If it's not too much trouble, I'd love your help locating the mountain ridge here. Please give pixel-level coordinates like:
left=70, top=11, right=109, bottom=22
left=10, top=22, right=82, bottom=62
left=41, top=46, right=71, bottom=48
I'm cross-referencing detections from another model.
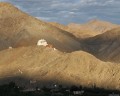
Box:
left=0, top=2, right=120, bottom=90
left=0, top=2, right=81, bottom=52
left=81, top=27, right=120, bottom=63
left=0, top=46, right=120, bottom=90
left=50, top=19, right=119, bottom=39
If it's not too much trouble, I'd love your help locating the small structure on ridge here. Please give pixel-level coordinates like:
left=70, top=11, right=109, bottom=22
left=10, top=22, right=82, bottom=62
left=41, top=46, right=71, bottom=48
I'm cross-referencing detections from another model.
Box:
left=37, top=39, right=48, bottom=46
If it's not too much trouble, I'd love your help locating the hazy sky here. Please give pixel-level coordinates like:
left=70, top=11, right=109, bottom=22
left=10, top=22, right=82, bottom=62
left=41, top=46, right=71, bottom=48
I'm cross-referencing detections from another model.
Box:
left=0, top=0, right=120, bottom=24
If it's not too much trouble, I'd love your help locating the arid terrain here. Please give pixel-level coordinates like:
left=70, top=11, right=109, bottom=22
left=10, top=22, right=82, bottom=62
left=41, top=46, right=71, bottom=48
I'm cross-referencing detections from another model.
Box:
left=0, top=2, right=81, bottom=52
left=0, top=2, right=120, bottom=91
left=81, top=27, right=120, bottom=63
left=49, top=19, right=119, bottom=39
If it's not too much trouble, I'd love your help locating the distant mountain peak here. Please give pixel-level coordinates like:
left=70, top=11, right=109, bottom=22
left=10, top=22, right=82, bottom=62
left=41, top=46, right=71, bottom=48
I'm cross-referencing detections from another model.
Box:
left=88, top=19, right=100, bottom=23
left=87, top=19, right=111, bottom=25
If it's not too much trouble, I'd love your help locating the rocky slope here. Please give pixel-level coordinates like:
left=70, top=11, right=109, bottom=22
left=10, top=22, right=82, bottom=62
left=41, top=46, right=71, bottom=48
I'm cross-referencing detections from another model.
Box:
left=50, top=20, right=119, bottom=39
left=0, top=46, right=120, bottom=90
left=0, top=2, right=81, bottom=52
left=50, top=22, right=98, bottom=39
left=81, top=27, right=120, bottom=63
left=78, top=19, right=119, bottom=33
left=1, top=2, right=120, bottom=91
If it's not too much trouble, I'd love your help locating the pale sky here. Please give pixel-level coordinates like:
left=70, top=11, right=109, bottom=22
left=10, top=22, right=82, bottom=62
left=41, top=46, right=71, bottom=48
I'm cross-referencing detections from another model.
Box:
left=0, top=0, right=120, bottom=24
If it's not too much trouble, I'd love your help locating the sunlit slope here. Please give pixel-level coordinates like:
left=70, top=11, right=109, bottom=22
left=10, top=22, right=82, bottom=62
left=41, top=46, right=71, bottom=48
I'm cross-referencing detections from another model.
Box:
left=0, top=46, right=120, bottom=90
left=50, top=20, right=119, bottom=39
left=49, top=22, right=98, bottom=38
left=0, top=2, right=81, bottom=52
left=83, top=19, right=119, bottom=33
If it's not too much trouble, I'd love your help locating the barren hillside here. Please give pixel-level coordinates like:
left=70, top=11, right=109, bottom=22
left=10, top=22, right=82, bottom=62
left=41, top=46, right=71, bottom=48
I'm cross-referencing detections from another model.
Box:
left=0, top=2, right=81, bottom=52
left=49, top=22, right=97, bottom=39
left=50, top=20, right=119, bottom=39
left=83, top=19, right=119, bottom=33
left=1, top=2, right=120, bottom=91
left=82, top=27, right=120, bottom=63
left=0, top=46, right=120, bottom=90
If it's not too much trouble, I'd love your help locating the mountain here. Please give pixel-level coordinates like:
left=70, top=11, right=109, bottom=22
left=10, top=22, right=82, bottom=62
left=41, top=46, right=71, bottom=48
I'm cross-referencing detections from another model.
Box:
left=49, top=22, right=99, bottom=39
left=0, top=2, right=81, bottom=52
left=50, top=20, right=119, bottom=39
left=1, top=2, right=120, bottom=90
left=0, top=46, right=120, bottom=90
left=82, top=19, right=119, bottom=33
left=67, top=19, right=119, bottom=35
left=81, top=27, right=120, bottom=63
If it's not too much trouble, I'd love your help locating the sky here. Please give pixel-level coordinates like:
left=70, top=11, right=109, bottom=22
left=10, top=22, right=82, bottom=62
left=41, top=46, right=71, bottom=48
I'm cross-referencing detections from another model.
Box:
left=0, top=0, right=120, bottom=24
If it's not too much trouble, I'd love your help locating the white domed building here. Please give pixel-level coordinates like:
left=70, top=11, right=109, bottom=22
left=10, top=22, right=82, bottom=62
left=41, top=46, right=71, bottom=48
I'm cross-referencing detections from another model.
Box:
left=37, top=39, right=48, bottom=46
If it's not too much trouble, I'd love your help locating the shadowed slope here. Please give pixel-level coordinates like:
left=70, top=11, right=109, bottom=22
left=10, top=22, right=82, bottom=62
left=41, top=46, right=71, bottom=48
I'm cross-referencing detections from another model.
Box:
left=0, top=46, right=120, bottom=90
left=82, top=27, right=120, bottom=63
left=1, top=2, right=120, bottom=91
left=0, top=2, right=81, bottom=52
